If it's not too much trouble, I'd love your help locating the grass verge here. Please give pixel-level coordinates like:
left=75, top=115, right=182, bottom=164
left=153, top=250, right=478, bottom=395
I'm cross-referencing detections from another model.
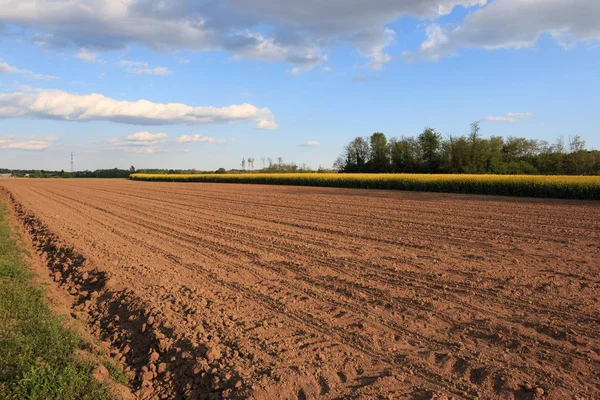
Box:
left=0, top=200, right=113, bottom=400
left=130, top=173, right=600, bottom=200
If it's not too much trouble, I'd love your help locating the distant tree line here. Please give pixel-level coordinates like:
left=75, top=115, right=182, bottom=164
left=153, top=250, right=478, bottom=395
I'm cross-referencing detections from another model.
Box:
left=334, top=123, right=600, bottom=175
left=74, top=168, right=132, bottom=178
left=2, top=168, right=134, bottom=178
left=137, top=158, right=333, bottom=175
left=238, top=157, right=327, bottom=173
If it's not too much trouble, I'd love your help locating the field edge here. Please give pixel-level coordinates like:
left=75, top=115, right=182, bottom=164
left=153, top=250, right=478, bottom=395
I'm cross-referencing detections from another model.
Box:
left=130, top=173, right=600, bottom=200
left=0, top=196, right=128, bottom=399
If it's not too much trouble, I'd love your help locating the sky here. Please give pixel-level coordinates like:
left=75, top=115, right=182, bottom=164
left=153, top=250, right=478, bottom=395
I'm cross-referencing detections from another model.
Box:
left=0, top=0, right=599, bottom=171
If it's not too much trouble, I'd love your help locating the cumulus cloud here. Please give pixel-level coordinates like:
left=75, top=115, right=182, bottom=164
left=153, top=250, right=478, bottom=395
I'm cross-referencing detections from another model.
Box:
left=0, top=90, right=278, bottom=129
left=299, top=141, right=320, bottom=147
left=174, top=134, right=219, bottom=144
left=0, top=0, right=489, bottom=71
left=482, top=112, right=533, bottom=123
left=0, top=58, right=58, bottom=80
left=407, top=0, right=600, bottom=61
left=0, top=134, right=58, bottom=150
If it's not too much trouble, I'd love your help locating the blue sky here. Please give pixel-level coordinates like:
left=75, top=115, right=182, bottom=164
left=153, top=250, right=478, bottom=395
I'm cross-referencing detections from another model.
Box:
left=1, top=0, right=599, bottom=171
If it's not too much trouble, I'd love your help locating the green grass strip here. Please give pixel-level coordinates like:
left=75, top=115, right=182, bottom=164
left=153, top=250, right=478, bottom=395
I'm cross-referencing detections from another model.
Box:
left=130, top=173, right=600, bottom=200
left=0, top=201, right=113, bottom=400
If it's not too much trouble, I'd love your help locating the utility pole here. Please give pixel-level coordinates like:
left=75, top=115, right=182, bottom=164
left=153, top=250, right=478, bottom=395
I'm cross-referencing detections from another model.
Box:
left=71, top=152, right=74, bottom=173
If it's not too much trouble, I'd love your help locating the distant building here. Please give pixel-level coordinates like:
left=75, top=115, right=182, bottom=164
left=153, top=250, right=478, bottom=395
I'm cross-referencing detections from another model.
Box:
left=0, top=173, right=12, bottom=178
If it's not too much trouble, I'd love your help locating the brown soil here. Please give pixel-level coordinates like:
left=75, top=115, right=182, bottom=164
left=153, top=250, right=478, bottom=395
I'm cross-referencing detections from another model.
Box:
left=1, top=179, right=599, bottom=400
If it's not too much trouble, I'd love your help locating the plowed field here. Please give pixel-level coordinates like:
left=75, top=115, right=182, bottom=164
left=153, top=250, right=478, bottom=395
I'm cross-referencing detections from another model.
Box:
left=1, top=179, right=599, bottom=400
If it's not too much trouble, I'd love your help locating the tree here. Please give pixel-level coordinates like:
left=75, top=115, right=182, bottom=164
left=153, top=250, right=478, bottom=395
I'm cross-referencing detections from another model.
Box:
left=241, top=158, right=246, bottom=170
left=444, top=135, right=470, bottom=173
left=502, top=137, right=539, bottom=163
left=261, top=157, right=266, bottom=169
left=418, top=127, right=442, bottom=173
left=466, top=121, right=490, bottom=173
left=334, top=137, right=370, bottom=172
left=486, top=136, right=505, bottom=174
left=369, top=132, right=390, bottom=172
left=566, top=136, right=589, bottom=175
left=468, top=122, right=480, bottom=160
left=390, top=137, right=420, bottom=173
left=247, top=158, right=255, bottom=169
left=569, top=135, right=586, bottom=153
left=334, top=123, right=597, bottom=176
left=129, top=165, right=136, bottom=173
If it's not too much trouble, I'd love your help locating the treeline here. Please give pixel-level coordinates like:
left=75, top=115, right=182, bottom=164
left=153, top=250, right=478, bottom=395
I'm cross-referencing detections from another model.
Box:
left=74, top=168, right=133, bottom=178
left=4, top=169, right=72, bottom=178
left=2, top=168, right=134, bottom=178
left=238, top=157, right=331, bottom=173
left=335, top=123, right=600, bottom=175
left=139, top=158, right=334, bottom=175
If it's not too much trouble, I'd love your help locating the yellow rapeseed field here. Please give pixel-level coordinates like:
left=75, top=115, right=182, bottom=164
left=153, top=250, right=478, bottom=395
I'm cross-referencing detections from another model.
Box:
left=130, top=173, right=600, bottom=199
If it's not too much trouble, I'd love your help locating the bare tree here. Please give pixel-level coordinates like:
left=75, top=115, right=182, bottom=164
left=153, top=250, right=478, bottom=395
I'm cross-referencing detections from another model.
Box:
left=241, top=157, right=246, bottom=170
left=261, top=157, right=266, bottom=169
left=247, top=157, right=255, bottom=169
left=267, top=157, right=273, bottom=168
left=569, top=135, right=586, bottom=153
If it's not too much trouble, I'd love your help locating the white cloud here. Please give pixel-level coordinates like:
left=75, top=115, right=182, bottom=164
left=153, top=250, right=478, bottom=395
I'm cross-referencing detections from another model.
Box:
left=0, top=0, right=489, bottom=71
left=482, top=112, right=533, bottom=123
left=0, top=134, right=58, bottom=150
left=322, top=67, right=333, bottom=72
left=407, top=0, right=600, bottom=61
left=404, top=24, right=451, bottom=62
left=0, top=90, right=278, bottom=129
left=360, top=29, right=395, bottom=70
left=75, top=49, right=99, bottom=63
left=299, top=141, right=320, bottom=147
left=174, top=134, right=218, bottom=144
left=125, top=131, right=168, bottom=144
left=256, top=120, right=278, bottom=130
left=0, top=58, right=58, bottom=80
